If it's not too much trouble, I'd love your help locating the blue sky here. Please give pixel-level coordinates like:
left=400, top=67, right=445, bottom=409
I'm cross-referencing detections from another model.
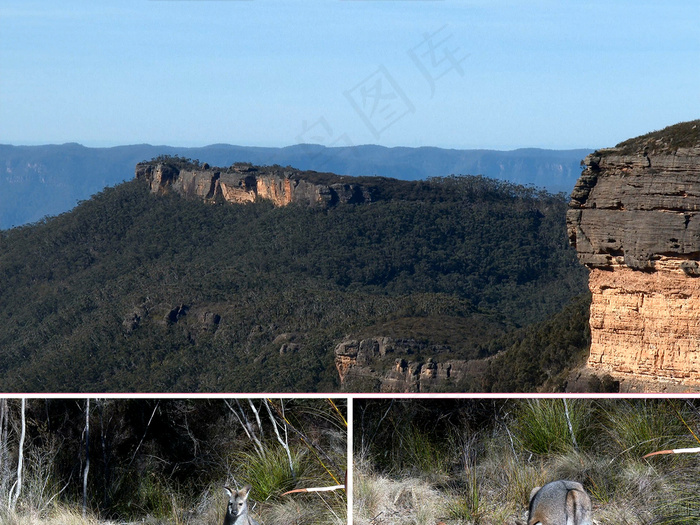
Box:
left=1, top=0, right=699, bottom=150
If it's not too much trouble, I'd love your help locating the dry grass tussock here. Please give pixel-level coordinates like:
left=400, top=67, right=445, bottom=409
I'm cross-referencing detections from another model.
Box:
left=354, top=473, right=450, bottom=525
left=0, top=506, right=116, bottom=525
left=0, top=487, right=345, bottom=525
left=264, top=492, right=346, bottom=525
left=354, top=454, right=700, bottom=525
left=355, top=399, right=700, bottom=525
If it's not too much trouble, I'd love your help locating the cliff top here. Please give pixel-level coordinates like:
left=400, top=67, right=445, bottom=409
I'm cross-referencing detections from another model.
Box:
left=568, top=118, right=700, bottom=271
left=614, top=119, right=700, bottom=155
left=139, top=155, right=371, bottom=187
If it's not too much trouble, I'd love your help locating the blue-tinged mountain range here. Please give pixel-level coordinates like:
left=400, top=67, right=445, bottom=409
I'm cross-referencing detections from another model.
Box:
left=0, top=142, right=590, bottom=229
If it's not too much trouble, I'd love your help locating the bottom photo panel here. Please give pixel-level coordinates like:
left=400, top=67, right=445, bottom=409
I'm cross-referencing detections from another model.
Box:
left=354, top=397, right=700, bottom=525
left=0, top=397, right=347, bottom=525
left=4, top=396, right=700, bottom=524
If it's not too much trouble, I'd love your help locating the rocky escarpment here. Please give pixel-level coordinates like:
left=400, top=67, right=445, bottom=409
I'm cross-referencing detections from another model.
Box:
left=135, top=160, right=373, bottom=207
left=567, top=120, right=700, bottom=391
left=334, top=337, right=486, bottom=392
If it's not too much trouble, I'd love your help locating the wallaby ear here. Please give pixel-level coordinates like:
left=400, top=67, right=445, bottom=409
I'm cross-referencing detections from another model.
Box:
left=529, top=486, right=541, bottom=503
left=224, top=486, right=233, bottom=497
left=239, top=484, right=252, bottom=500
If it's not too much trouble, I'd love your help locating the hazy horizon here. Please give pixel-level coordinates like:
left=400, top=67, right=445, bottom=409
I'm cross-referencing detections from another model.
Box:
left=3, top=1, right=699, bottom=151
left=0, top=140, right=595, bottom=152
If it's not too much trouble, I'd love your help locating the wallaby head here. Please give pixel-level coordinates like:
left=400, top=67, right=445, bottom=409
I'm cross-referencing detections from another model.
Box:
left=528, top=480, right=592, bottom=525
left=224, top=485, right=259, bottom=525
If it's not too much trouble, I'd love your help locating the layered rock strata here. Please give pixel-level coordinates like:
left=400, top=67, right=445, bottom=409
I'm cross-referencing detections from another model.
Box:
left=567, top=120, right=700, bottom=390
left=135, top=161, right=372, bottom=208
left=334, top=337, right=483, bottom=392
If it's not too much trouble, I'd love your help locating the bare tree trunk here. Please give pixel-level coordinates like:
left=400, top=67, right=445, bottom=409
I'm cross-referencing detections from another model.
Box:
left=11, top=398, right=26, bottom=511
left=83, top=399, right=90, bottom=518
left=247, top=400, right=264, bottom=441
left=0, top=399, right=9, bottom=501
left=264, top=399, right=295, bottom=478
left=99, top=399, right=110, bottom=510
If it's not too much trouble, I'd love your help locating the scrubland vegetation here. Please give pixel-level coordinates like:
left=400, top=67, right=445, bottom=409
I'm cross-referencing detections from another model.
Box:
left=355, top=398, right=700, bottom=524
left=615, top=119, right=700, bottom=154
left=0, top=398, right=346, bottom=525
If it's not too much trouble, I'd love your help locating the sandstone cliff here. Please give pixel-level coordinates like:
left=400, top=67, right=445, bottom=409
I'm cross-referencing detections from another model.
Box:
left=567, top=120, right=700, bottom=391
left=135, top=160, right=373, bottom=208
left=334, top=337, right=486, bottom=393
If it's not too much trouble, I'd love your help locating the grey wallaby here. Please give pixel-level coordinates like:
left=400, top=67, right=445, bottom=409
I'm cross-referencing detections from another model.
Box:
left=223, top=485, right=260, bottom=525
left=528, top=480, right=592, bottom=525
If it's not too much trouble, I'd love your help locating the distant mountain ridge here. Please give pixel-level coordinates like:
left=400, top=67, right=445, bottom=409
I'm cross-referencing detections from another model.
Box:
left=0, top=142, right=591, bottom=229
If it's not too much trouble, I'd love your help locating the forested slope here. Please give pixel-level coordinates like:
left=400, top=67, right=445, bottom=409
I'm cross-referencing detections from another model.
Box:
left=0, top=172, right=587, bottom=392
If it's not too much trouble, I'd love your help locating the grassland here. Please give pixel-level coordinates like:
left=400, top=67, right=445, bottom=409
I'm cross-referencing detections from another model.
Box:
left=355, top=398, right=700, bottom=525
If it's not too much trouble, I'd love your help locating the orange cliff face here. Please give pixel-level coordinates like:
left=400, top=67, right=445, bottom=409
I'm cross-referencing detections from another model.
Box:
left=134, top=161, right=373, bottom=208
left=255, top=176, right=294, bottom=206
left=567, top=120, right=700, bottom=391
left=587, top=263, right=700, bottom=387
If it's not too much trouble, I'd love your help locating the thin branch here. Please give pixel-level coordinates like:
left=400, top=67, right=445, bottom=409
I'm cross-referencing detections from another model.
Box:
left=643, top=447, right=700, bottom=458
left=281, top=485, right=345, bottom=496
left=39, top=475, right=73, bottom=514
left=495, top=402, right=518, bottom=461
left=563, top=399, right=578, bottom=451
left=224, top=400, right=253, bottom=441
left=127, top=401, right=160, bottom=470
left=225, top=400, right=263, bottom=455
left=364, top=400, right=394, bottom=452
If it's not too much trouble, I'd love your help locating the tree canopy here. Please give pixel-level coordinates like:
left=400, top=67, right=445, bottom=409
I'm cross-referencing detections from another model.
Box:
left=0, top=173, right=587, bottom=392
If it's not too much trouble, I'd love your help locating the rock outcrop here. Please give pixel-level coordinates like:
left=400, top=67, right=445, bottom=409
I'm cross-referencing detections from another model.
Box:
left=567, top=120, right=700, bottom=391
left=334, top=337, right=485, bottom=392
left=135, top=160, right=373, bottom=208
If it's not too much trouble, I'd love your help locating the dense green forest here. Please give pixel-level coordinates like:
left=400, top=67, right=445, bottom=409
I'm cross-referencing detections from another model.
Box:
left=0, top=398, right=346, bottom=524
left=0, top=170, right=588, bottom=392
